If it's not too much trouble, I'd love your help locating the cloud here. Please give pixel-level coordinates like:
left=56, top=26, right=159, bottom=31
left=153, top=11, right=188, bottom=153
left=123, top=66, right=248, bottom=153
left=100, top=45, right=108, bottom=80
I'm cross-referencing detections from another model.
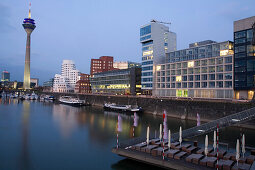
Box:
left=0, top=3, right=14, bottom=33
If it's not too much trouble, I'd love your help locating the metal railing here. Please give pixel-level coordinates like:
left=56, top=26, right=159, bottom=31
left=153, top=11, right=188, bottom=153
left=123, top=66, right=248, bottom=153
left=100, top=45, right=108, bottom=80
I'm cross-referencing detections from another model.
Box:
left=119, top=107, right=255, bottom=148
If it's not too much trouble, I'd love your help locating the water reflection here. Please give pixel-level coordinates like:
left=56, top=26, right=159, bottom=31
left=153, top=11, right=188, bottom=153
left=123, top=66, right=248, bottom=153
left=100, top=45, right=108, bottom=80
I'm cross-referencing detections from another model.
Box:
left=21, top=101, right=30, bottom=170
left=52, top=104, right=78, bottom=138
left=0, top=101, right=254, bottom=170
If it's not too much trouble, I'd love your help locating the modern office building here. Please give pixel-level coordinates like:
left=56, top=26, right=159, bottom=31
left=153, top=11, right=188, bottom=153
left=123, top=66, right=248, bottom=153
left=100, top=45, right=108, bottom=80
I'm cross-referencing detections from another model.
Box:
left=22, top=3, right=36, bottom=90
left=140, top=20, right=176, bottom=95
left=113, top=61, right=141, bottom=70
left=75, top=73, right=91, bottom=93
left=90, top=56, right=114, bottom=75
left=154, top=40, right=234, bottom=99
left=233, top=16, right=255, bottom=100
left=43, top=78, right=54, bottom=92
left=90, top=67, right=141, bottom=95
left=1, top=71, right=10, bottom=82
left=53, top=60, right=80, bottom=93
left=43, top=78, right=54, bottom=87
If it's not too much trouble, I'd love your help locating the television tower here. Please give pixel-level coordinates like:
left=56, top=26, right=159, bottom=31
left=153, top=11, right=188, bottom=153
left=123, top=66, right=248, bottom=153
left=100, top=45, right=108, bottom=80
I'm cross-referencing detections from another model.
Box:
left=23, top=3, right=36, bottom=90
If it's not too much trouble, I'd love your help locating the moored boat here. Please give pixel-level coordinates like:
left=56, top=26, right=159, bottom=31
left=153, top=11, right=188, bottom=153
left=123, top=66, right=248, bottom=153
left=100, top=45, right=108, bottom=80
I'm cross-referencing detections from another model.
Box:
left=59, top=96, right=85, bottom=106
left=103, top=103, right=142, bottom=112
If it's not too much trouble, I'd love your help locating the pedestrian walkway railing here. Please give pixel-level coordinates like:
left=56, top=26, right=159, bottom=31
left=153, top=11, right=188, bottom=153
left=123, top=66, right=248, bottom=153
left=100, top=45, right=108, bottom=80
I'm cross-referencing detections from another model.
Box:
left=119, top=107, right=255, bottom=148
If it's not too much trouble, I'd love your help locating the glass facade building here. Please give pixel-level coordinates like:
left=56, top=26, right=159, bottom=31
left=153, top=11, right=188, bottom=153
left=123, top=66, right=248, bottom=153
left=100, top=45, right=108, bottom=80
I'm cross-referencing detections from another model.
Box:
left=155, top=41, right=234, bottom=99
left=140, top=21, right=176, bottom=95
left=90, top=67, right=141, bottom=95
left=233, top=16, right=255, bottom=100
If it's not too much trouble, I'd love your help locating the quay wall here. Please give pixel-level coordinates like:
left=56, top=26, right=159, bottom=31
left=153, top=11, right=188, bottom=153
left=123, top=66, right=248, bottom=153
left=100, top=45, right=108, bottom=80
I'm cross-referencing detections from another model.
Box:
left=42, top=92, right=255, bottom=123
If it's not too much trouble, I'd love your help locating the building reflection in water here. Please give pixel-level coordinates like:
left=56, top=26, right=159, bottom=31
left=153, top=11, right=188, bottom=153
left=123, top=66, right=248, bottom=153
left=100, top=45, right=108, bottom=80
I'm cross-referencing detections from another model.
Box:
left=117, top=115, right=122, bottom=132
left=20, top=100, right=30, bottom=170
left=52, top=104, right=78, bottom=138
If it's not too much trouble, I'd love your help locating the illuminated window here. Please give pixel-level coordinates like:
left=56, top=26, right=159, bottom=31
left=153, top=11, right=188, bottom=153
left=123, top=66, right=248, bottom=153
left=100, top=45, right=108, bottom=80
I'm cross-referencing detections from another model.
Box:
left=156, top=65, right=161, bottom=71
left=188, top=61, right=194, bottom=68
left=220, top=50, right=229, bottom=56
left=176, top=76, right=182, bottom=82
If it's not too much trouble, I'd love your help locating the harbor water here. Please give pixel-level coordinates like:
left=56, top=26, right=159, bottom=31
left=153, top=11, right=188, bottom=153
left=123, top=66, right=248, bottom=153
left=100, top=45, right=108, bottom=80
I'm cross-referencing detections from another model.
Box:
left=0, top=99, right=255, bottom=170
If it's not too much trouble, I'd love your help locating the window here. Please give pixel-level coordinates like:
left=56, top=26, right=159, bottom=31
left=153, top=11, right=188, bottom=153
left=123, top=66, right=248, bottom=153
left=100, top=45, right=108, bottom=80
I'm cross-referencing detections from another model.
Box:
left=202, top=74, right=207, bottom=80
left=209, top=66, right=215, bottom=73
left=140, top=25, right=151, bottom=36
left=188, top=61, right=194, bottom=67
left=201, top=82, right=207, bottom=88
left=195, top=75, right=200, bottom=81
left=182, top=62, right=188, bottom=68
left=209, top=82, right=215, bottom=88
left=195, top=61, right=200, bottom=67
left=171, top=76, right=176, bottom=81
left=182, top=69, right=187, bottom=74
left=201, top=67, right=207, bottom=73
left=188, top=68, right=194, bottom=74
left=225, top=65, right=232, bottom=71
left=140, top=35, right=151, bottom=41
left=209, top=74, right=215, bottom=80
left=176, top=76, right=182, bottom=82
left=201, top=60, right=207, bottom=66
left=217, top=58, right=223, bottom=64
left=176, top=83, right=181, bottom=88
left=225, top=81, right=232, bottom=88
left=182, top=76, right=187, bottom=81
left=188, top=75, right=193, bottom=81
left=234, top=31, right=246, bottom=39
left=166, top=77, right=170, bottom=82
left=216, top=66, right=223, bottom=72
left=182, top=82, right=187, bottom=88
left=225, top=73, right=232, bottom=80
left=195, top=82, right=200, bottom=88
left=194, top=68, right=200, bottom=74
left=209, top=59, right=215, bottom=65
left=216, top=81, right=223, bottom=88
left=166, top=64, right=170, bottom=69
left=225, top=56, right=232, bottom=64
left=171, top=83, right=175, bottom=88
left=189, top=82, right=193, bottom=88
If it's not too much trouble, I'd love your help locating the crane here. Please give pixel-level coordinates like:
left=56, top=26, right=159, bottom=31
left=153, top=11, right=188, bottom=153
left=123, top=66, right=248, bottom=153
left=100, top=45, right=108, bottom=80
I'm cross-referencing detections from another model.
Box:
left=151, top=19, right=171, bottom=25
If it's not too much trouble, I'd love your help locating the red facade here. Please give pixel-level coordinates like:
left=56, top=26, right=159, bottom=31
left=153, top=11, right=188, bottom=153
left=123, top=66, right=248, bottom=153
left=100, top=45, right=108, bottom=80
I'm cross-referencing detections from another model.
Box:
left=90, top=56, right=114, bottom=75
left=74, top=73, right=91, bottom=94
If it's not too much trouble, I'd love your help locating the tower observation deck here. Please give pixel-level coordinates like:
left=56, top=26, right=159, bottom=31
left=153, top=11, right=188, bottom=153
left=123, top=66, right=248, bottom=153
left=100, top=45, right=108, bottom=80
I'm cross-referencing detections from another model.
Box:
left=23, top=3, right=36, bottom=90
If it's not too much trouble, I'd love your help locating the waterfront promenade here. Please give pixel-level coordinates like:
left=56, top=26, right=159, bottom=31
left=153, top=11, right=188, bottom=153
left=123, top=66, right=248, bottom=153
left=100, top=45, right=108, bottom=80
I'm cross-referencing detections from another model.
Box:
left=42, top=92, right=255, bottom=129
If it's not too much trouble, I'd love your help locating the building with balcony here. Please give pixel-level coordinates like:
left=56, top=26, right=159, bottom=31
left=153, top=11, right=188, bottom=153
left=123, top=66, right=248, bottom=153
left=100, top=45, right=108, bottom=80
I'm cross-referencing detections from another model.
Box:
left=53, top=60, right=80, bottom=93
left=90, top=67, right=141, bottom=95
left=233, top=16, right=255, bottom=100
left=154, top=41, right=234, bottom=99
left=140, top=20, right=176, bottom=95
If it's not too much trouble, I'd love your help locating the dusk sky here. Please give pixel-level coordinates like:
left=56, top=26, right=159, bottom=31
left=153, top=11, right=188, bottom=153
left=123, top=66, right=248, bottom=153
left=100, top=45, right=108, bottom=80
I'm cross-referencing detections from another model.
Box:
left=0, top=0, right=255, bottom=84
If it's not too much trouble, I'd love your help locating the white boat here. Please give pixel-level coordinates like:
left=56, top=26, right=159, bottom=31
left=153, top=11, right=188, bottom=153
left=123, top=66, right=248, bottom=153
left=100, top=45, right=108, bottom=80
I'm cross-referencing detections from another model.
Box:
left=30, top=92, right=38, bottom=100
left=59, top=96, right=85, bottom=106
left=103, top=103, right=142, bottom=112
left=25, top=94, right=31, bottom=100
left=44, top=95, right=55, bottom=101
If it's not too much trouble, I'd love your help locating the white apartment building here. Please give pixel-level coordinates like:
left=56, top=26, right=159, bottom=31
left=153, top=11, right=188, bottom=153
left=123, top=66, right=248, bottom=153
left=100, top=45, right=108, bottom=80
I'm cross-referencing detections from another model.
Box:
left=155, top=41, right=234, bottom=99
left=140, top=20, right=176, bottom=95
left=53, top=60, right=80, bottom=93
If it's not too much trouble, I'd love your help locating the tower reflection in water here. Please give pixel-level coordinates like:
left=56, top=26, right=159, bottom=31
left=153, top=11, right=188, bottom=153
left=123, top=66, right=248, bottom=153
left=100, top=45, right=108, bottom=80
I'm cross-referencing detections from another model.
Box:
left=21, top=101, right=30, bottom=170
